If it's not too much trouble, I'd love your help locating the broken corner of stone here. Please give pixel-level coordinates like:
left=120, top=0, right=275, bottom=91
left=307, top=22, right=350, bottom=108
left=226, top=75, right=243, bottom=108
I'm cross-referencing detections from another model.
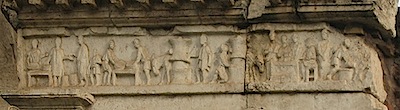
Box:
left=0, top=0, right=397, bottom=110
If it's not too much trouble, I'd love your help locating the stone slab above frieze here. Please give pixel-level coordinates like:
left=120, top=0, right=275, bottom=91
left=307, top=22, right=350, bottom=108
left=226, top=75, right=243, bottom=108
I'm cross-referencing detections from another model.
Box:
left=16, top=25, right=246, bottom=94
left=246, top=23, right=386, bottom=102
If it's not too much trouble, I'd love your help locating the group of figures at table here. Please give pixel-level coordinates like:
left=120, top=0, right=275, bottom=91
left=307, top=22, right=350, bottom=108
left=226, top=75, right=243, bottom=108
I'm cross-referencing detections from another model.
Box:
left=246, top=30, right=370, bottom=83
left=25, top=35, right=233, bottom=87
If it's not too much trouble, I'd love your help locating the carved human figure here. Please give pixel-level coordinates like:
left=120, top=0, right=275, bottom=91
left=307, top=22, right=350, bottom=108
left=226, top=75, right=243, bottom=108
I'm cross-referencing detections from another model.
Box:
left=90, top=49, right=102, bottom=86
left=317, top=29, right=331, bottom=80
left=49, top=37, right=74, bottom=87
left=104, top=40, right=126, bottom=71
left=327, top=39, right=355, bottom=81
left=26, top=39, right=42, bottom=70
left=213, top=43, right=230, bottom=83
left=263, top=31, right=279, bottom=81
left=278, top=35, right=294, bottom=62
left=102, top=53, right=114, bottom=86
left=300, top=38, right=319, bottom=82
left=246, top=49, right=264, bottom=83
left=77, top=35, right=90, bottom=86
left=196, top=34, right=213, bottom=83
left=133, top=38, right=152, bottom=85
left=153, top=50, right=172, bottom=85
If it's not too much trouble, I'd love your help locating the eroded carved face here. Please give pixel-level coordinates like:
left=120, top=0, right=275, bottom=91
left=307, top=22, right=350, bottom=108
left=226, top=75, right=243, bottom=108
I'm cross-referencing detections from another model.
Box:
left=200, top=34, right=208, bottom=45
left=55, top=37, right=61, bottom=48
left=133, top=39, right=140, bottom=48
left=32, top=39, right=39, bottom=48
left=109, top=40, right=115, bottom=49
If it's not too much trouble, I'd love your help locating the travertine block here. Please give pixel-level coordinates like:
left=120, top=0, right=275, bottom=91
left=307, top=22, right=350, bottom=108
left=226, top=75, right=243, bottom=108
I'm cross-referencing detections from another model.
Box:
left=247, top=93, right=387, bottom=110
left=247, top=23, right=387, bottom=102
left=89, top=94, right=245, bottom=110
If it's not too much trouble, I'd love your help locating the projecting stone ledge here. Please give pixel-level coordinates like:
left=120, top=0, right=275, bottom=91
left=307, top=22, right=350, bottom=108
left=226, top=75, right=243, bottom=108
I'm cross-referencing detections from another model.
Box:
left=1, top=92, right=95, bottom=110
left=247, top=0, right=397, bottom=37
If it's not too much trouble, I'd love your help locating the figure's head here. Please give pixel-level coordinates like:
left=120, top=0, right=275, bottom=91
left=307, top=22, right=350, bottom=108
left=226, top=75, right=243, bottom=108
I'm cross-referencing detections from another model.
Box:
left=221, top=44, right=229, bottom=52
left=78, top=35, right=84, bottom=45
left=200, top=34, right=208, bottom=45
left=281, top=35, right=289, bottom=44
left=133, top=38, right=141, bottom=48
left=322, top=29, right=329, bottom=40
left=305, top=38, right=314, bottom=47
left=269, top=30, right=276, bottom=41
left=32, top=39, right=39, bottom=48
left=55, top=37, right=62, bottom=47
left=109, top=40, right=115, bottom=49
left=344, top=39, right=351, bottom=48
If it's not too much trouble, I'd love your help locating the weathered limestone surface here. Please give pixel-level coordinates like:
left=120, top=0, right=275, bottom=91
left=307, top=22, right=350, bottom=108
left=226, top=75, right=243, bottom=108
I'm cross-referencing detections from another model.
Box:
left=247, top=93, right=387, bottom=110
left=0, top=0, right=395, bottom=109
left=90, top=94, right=245, bottom=110
left=0, top=8, right=18, bottom=91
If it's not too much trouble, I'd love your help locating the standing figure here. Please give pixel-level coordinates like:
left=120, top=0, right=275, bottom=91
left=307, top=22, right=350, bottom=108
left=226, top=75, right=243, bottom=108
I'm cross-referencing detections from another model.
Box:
left=102, top=54, right=113, bottom=86
left=153, top=50, right=172, bottom=85
left=263, top=31, right=279, bottom=81
left=246, top=49, right=264, bottom=83
left=49, top=37, right=74, bottom=87
left=301, top=38, right=319, bottom=82
left=213, top=44, right=230, bottom=83
left=133, top=38, right=152, bottom=85
left=77, top=36, right=90, bottom=86
left=90, top=49, right=102, bottom=86
left=317, top=29, right=331, bottom=80
left=196, top=34, right=213, bottom=83
left=103, top=40, right=124, bottom=85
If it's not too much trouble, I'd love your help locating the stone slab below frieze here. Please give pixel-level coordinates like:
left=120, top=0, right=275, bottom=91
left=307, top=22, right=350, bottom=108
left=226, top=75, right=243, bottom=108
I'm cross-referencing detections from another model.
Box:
left=247, top=93, right=387, bottom=110
left=246, top=23, right=386, bottom=102
left=89, top=94, right=246, bottom=110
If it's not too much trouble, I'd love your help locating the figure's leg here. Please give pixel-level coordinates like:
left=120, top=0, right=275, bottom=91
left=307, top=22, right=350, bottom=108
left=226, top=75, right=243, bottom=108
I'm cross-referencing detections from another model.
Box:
left=102, top=72, right=107, bottom=86
left=166, top=69, right=171, bottom=84
left=111, top=72, right=116, bottom=86
left=90, top=74, right=95, bottom=86
left=145, top=69, right=151, bottom=85
left=202, top=69, right=209, bottom=83
left=158, top=72, right=164, bottom=85
left=135, top=69, right=141, bottom=86
left=220, top=68, right=229, bottom=83
left=195, top=69, right=201, bottom=83
left=95, top=74, right=102, bottom=86
left=53, top=76, right=58, bottom=87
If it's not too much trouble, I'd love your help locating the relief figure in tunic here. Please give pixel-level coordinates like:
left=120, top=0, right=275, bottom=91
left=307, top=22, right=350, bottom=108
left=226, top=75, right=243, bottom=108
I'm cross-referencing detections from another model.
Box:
left=102, top=40, right=125, bottom=85
left=196, top=34, right=213, bottom=83
left=300, top=38, right=319, bottom=82
left=133, top=38, right=152, bottom=85
left=77, top=35, right=90, bottom=86
left=49, top=37, right=74, bottom=87
left=327, top=39, right=355, bottom=81
left=213, top=43, right=230, bottom=83
left=27, top=39, right=42, bottom=70
left=90, top=49, right=102, bottom=86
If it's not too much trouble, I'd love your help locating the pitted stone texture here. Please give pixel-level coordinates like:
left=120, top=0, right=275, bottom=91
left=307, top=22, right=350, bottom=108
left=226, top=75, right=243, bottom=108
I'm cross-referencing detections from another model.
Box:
left=247, top=93, right=387, bottom=110
left=0, top=10, right=18, bottom=90
left=247, top=23, right=387, bottom=102
left=90, top=94, right=245, bottom=110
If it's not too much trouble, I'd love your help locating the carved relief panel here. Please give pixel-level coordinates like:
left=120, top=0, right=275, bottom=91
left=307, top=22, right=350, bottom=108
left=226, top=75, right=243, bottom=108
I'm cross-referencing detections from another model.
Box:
left=17, top=26, right=246, bottom=94
left=246, top=23, right=386, bottom=102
